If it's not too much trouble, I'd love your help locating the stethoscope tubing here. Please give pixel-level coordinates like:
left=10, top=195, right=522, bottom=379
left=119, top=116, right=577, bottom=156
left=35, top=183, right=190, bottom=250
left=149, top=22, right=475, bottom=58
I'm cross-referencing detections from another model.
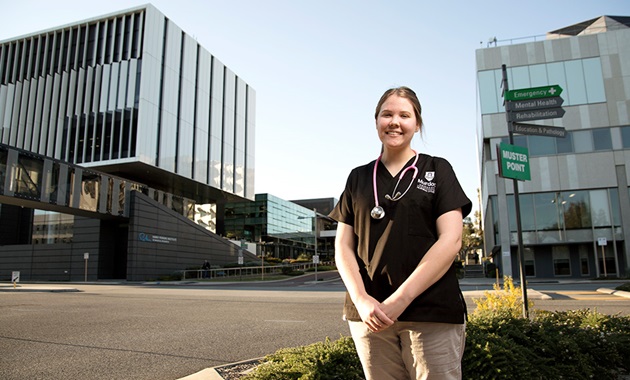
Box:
left=371, top=151, right=419, bottom=219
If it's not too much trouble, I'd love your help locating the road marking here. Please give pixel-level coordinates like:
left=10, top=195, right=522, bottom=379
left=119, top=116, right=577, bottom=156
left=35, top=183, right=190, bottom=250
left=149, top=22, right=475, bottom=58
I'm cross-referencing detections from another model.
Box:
left=546, top=290, right=628, bottom=301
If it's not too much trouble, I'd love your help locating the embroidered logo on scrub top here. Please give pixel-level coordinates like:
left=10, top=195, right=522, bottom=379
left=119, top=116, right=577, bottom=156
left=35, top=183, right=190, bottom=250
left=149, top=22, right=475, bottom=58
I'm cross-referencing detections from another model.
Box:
left=417, top=171, right=436, bottom=193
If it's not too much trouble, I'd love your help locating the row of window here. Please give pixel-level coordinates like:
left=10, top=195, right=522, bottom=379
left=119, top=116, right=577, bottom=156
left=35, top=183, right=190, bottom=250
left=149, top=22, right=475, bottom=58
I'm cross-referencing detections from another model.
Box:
left=478, top=57, right=605, bottom=115
left=0, top=58, right=142, bottom=163
left=0, top=144, right=199, bottom=223
left=224, top=194, right=317, bottom=243
left=64, top=109, right=138, bottom=164
left=494, top=125, right=630, bottom=158
left=519, top=245, right=617, bottom=277
left=490, top=188, right=625, bottom=240
left=0, top=10, right=144, bottom=85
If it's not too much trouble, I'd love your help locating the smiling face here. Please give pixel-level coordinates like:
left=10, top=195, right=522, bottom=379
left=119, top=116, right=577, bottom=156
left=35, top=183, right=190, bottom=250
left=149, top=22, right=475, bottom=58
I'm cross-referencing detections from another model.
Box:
left=375, top=94, right=421, bottom=153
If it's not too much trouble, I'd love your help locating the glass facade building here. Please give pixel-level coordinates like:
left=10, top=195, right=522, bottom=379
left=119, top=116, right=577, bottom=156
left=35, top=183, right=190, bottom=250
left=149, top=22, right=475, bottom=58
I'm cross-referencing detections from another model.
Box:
left=225, top=194, right=337, bottom=260
left=476, top=16, right=630, bottom=278
left=0, top=5, right=256, bottom=281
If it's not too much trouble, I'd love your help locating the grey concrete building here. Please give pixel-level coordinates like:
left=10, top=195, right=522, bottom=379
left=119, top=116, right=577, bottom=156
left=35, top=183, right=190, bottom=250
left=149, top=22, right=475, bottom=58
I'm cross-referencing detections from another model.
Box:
left=476, top=16, right=630, bottom=279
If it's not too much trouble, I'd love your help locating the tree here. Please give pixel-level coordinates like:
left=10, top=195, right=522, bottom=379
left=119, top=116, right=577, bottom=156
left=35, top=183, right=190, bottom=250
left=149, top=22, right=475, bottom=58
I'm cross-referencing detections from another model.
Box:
left=461, top=210, right=484, bottom=263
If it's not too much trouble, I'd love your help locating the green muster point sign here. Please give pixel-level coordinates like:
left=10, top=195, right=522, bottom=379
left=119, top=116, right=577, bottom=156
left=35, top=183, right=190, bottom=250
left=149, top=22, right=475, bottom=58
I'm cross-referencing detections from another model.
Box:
left=498, top=142, right=531, bottom=181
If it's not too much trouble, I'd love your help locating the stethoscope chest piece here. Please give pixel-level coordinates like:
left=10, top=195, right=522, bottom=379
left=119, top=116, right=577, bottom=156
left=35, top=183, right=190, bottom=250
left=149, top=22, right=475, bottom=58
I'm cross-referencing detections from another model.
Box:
left=371, top=206, right=385, bottom=220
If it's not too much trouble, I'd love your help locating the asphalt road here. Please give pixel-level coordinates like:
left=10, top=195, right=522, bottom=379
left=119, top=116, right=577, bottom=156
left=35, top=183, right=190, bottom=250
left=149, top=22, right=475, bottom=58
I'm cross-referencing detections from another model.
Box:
left=1, top=273, right=628, bottom=380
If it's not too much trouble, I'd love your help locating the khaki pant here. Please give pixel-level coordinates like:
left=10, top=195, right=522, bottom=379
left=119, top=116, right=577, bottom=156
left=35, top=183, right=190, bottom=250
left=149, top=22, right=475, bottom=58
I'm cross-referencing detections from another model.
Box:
left=348, top=321, right=465, bottom=380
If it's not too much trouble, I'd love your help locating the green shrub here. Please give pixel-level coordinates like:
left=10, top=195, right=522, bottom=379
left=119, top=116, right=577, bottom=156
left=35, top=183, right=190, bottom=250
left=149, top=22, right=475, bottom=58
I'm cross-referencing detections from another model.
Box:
left=242, top=336, right=363, bottom=380
left=616, top=282, right=630, bottom=292
left=314, top=265, right=336, bottom=271
left=464, top=309, right=630, bottom=379
left=243, top=277, right=630, bottom=380
left=264, top=257, right=283, bottom=264
left=305, top=265, right=334, bottom=272
left=281, top=266, right=305, bottom=276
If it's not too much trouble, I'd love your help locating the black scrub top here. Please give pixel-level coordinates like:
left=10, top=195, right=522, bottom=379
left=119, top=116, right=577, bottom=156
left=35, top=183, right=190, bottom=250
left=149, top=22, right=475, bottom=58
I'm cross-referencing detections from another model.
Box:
left=329, top=154, right=472, bottom=324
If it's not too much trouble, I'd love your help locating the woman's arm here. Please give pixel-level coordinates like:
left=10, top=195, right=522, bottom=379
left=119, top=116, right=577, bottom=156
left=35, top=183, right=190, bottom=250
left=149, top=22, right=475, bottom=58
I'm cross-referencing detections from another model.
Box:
left=335, top=222, right=394, bottom=331
left=380, top=208, right=464, bottom=321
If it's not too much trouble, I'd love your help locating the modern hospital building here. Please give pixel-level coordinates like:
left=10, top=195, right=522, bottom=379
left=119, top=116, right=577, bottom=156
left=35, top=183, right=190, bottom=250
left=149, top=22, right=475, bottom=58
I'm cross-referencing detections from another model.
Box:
left=0, top=4, right=261, bottom=281
left=476, top=16, right=630, bottom=279
left=0, top=4, right=338, bottom=283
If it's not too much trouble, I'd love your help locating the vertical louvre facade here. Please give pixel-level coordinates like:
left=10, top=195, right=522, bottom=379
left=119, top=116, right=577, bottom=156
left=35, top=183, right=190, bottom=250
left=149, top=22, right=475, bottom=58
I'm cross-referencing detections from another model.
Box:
left=0, top=4, right=255, bottom=202
left=0, top=5, right=257, bottom=282
left=0, top=11, right=143, bottom=163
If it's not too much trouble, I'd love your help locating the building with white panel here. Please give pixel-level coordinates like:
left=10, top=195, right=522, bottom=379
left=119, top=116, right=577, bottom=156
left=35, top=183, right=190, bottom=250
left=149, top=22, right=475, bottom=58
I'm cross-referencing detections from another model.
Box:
left=0, top=4, right=256, bottom=281
left=476, top=16, right=630, bottom=279
left=0, top=4, right=254, bottom=204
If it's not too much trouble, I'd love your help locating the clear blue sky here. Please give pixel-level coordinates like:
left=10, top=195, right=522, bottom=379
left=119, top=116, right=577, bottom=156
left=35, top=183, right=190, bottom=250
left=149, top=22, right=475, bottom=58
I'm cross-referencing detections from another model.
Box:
left=2, top=0, right=629, bottom=215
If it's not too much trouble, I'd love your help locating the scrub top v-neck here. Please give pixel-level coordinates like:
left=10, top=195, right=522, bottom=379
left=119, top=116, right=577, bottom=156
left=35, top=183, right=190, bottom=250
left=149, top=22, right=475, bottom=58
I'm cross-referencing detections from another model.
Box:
left=330, top=153, right=472, bottom=324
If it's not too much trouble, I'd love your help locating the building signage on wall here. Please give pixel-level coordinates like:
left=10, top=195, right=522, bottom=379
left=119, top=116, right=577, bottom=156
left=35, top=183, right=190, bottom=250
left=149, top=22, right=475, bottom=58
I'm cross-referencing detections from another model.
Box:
left=138, top=233, right=177, bottom=244
left=497, top=142, right=531, bottom=181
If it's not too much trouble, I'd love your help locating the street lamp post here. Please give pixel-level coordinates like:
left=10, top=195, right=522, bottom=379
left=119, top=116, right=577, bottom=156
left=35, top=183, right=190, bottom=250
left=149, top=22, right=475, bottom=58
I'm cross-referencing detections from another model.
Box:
left=298, top=208, right=319, bottom=282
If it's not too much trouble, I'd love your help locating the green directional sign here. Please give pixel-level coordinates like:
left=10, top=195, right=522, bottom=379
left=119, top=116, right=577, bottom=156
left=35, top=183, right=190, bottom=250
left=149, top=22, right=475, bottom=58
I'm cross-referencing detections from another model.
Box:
left=497, top=142, right=530, bottom=181
left=504, top=85, right=563, bottom=101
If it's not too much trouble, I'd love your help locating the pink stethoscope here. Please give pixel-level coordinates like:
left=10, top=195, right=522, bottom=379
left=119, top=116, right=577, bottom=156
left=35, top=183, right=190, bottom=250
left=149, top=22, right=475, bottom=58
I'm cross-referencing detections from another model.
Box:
left=371, top=150, right=419, bottom=219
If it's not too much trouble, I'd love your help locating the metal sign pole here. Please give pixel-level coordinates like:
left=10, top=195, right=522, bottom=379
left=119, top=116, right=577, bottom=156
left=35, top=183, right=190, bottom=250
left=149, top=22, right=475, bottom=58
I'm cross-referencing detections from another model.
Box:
left=502, top=64, right=529, bottom=318
left=313, top=208, right=318, bottom=282
left=84, top=252, right=89, bottom=282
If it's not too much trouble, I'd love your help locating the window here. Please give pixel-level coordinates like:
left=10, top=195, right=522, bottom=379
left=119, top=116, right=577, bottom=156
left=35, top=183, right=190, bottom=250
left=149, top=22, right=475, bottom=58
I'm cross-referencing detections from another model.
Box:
left=589, top=190, right=611, bottom=227
left=14, top=154, right=43, bottom=199
left=32, top=210, right=74, bottom=244
left=556, top=131, right=574, bottom=154
left=519, top=194, right=535, bottom=231
left=565, top=60, right=587, bottom=104
left=579, top=246, right=590, bottom=276
left=524, top=248, right=536, bottom=277
left=528, top=135, right=556, bottom=156
left=592, top=129, right=612, bottom=150
left=583, top=58, right=606, bottom=103
left=478, top=70, right=500, bottom=114
left=553, top=246, right=571, bottom=276
left=534, top=193, right=563, bottom=231
left=573, top=130, right=593, bottom=153
left=562, top=191, right=590, bottom=229
left=620, top=126, right=630, bottom=148
left=610, top=188, right=621, bottom=227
